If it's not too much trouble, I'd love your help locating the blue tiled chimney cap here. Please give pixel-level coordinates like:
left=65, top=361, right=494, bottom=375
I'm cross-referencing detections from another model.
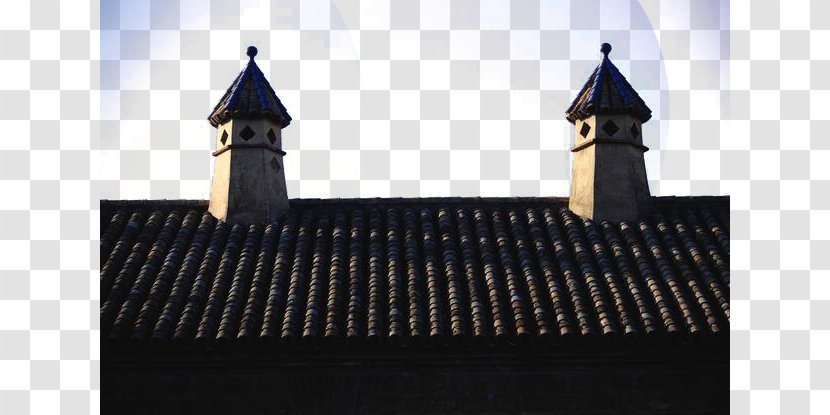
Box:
left=208, top=46, right=292, bottom=129
left=565, top=43, right=652, bottom=123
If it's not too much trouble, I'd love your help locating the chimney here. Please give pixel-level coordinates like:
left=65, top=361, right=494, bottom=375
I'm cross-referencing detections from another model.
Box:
left=207, top=46, right=292, bottom=224
left=565, top=43, right=653, bottom=222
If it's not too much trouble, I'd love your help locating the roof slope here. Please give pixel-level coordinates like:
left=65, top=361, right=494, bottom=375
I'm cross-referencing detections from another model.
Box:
left=100, top=196, right=729, bottom=349
left=565, top=43, right=652, bottom=123
left=207, top=46, right=292, bottom=128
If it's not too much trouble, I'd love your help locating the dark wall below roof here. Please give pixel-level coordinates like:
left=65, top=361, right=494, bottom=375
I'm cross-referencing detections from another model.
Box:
left=103, top=350, right=728, bottom=415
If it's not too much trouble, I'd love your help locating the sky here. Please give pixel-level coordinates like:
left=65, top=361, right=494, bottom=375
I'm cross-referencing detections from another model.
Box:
left=100, top=0, right=729, bottom=198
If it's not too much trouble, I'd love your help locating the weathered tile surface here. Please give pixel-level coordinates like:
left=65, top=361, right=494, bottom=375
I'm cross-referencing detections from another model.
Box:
left=100, top=196, right=729, bottom=347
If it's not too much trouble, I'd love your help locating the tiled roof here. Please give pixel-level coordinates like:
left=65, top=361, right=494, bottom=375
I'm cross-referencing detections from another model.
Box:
left=207, top=46, right=292, bottom=128
left=565, top=43, right=652, bottom=123
left=100, top=196, right=729, bottom=349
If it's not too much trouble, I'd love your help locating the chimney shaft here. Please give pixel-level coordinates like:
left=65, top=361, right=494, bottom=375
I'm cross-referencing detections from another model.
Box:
left=208, top=119, right=289, bottom=224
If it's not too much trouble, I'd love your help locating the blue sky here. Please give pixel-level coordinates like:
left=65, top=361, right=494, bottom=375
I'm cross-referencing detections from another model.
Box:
left=100, top=0, right=729, bottom=198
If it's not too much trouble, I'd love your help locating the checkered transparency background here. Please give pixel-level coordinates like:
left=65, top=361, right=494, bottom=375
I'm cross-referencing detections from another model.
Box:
left=0, top=0, right=825, bottom=413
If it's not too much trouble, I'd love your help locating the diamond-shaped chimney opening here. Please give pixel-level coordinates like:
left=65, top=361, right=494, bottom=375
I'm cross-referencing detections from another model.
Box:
left=220, top=130, right=229, bottom=145
left=579, top=123, right=591, bottom=138
left=269, top=157, right=280, bottom=171
left=630, top=123, right=639, bottom=138
left=602, top=120, right=619, bottom=136
left=239, top=125, right=256, bottom=141
left=267, top=129, right=277, bottom=145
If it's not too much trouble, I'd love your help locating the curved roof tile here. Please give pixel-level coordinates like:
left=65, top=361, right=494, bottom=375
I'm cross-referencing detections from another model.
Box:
left=100, top=196, right=729, bottom=349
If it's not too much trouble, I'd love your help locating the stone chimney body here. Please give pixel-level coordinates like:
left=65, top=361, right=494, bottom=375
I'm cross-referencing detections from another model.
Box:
left=565, top=43, right=653, bottom=222
left=207, top=46, right=292, bottom=224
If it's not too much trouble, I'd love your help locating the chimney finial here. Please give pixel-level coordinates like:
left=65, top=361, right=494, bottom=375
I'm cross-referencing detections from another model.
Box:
left=246, top=45, right=258, bottom=60
left=600, top=42, right=612, bottom=58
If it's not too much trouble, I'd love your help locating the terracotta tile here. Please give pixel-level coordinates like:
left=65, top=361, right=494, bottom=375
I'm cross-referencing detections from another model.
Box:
left=100, top=196, right=730, bottom=349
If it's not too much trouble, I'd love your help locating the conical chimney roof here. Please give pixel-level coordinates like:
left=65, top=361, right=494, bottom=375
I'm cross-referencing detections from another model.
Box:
left=565, top=43, right=652, bottom=123
left=208, top=46, right=292, bottom=128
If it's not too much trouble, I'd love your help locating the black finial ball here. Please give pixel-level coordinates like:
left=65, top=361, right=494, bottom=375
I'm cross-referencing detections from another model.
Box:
left=600, top=43, right=612, bottom=56
left=246, top=46, right=258, bottom=59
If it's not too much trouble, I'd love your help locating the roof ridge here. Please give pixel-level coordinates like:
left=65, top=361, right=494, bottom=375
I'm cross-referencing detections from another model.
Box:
left=100, top=195, right=728, bottom=208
